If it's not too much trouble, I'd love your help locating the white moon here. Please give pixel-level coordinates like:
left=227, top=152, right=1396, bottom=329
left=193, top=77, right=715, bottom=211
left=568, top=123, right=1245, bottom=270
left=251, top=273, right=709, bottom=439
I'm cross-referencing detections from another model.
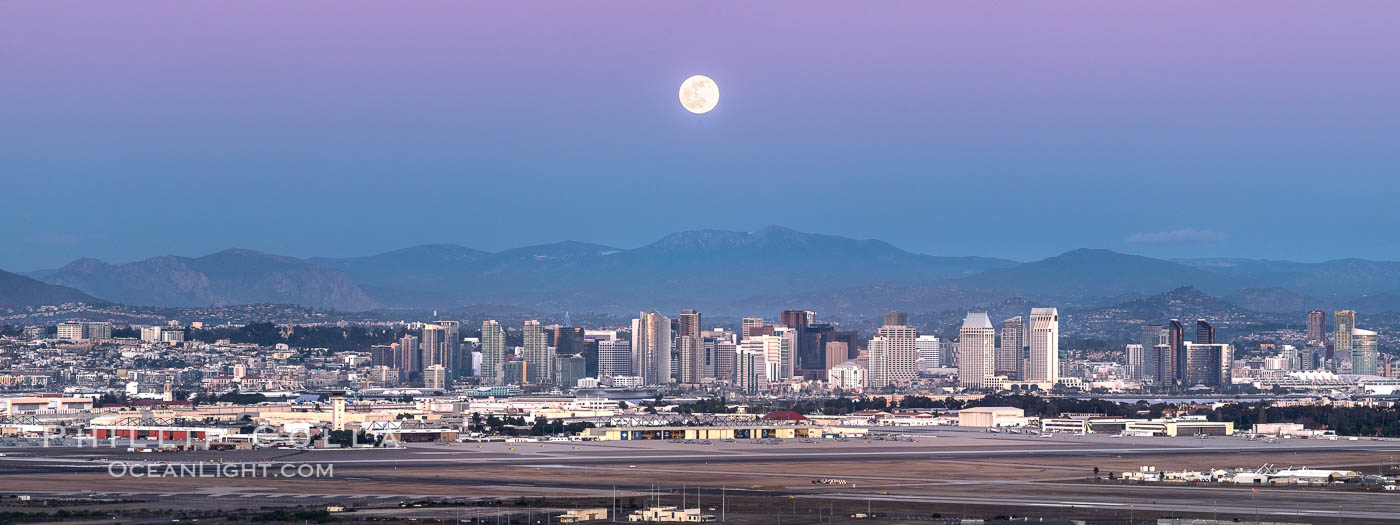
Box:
left=679, top=75, right=719, bottom=114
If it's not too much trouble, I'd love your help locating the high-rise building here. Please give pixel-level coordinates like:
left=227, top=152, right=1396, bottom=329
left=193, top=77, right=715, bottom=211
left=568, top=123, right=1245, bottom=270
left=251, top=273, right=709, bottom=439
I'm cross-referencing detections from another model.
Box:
left=827, top=361, right=865, bottom=393
left=56, top=322, right=82, bottom=341
left=958, top=312, right=996, bottom=389
left=701, top=336, right=718, bottom=380
left=68, top=322, right=111, bottom=340
left=553, top=326, right=589, bottom=376
left=480, top=320, right=506, bottom=385
left=371, top=344, right=395, bottom=368
left=1280, top=345, right=1301, bottom=371
left=779, top=310, right=816, bottom=371
left=1301, top=344, right=1325, bottom=371
left=915, top=336, right=940, bottom=371
left=866, top=336, right=889, bottom=389
left=677, top=309, right=703, bottom=384
left=883, top=310, right=908, bottom=327
left=735, top=347, right=767, bottom=394
left=831, top=330, right=860, bottom=363
left=678, top=309, right=702, bottom=339
left=825, top=341, right=851, bottom=374
left=801, top=323, right=836, bottom=374
left=1125, top=344, right=1145, bottom=380
left=1182, top=343, right=1232, bottom=387
left=556, top=355, right=586, bottom=388
left=632, top=311, right=672, bottom=385
left=742, top=334, right=791, bottom=382
left=421, top=324, right=447, bottom=370
left=1352, top=328, right=1379, bottom=375
left=435, top=321, right=460, bottom=377
left=1335, top=310, right=1356, bottom=352
left=1164, top=319, right=1185, bottom=386
left=1307, top=310, right=1326, bottom=346
left=1026, top=308, right=1059, bottom=383
left=424, top=364, right=447, bottom=389
left=678, top=335, right=704, bottom=384
left=741, top=317, right=770, bottom=338
left=522, top=320, right=551, bottom=384
left=79, top=322, right=104, bottom=340
left=398, top=334, right=421, bottom=376
left=1140, top=325, right=1165, bottom=383
left=996, top=316, right=1024, bottom=379
left=597, top=339, right=632, bottom=378
left=1153, top=343, right=1172, bottom=385
left=1195, top=319, right=1214, bottom=345
left=1335, top=310, right=1357, bottom=369
left=780, top=310, right=810, bottom=330
left=503, top=360, right=527, bottom=385
left=876, top=311, right=918, bottom=385
left=713, top=340, right=737, bottom=383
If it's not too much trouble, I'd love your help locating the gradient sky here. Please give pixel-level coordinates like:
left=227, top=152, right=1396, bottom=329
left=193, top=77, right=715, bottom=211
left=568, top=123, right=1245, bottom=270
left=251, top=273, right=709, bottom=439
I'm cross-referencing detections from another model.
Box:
left=5, top=2, right=1400, bottom=271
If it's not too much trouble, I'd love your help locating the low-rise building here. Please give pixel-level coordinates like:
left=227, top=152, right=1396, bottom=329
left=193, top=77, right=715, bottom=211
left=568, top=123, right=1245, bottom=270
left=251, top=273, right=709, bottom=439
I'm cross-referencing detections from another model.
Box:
left=957, top=406, right=1028, bottom=427
left=1042, top=414, right=1233, bottom=436
left=627, top=506, right=714, bottom=523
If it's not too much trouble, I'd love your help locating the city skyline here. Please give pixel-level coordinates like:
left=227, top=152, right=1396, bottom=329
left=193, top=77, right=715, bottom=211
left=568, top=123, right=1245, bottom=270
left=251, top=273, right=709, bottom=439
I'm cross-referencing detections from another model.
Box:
left=6, top=2, right=1400, bottom=270
left=5, top=3, right=1400, bottom=522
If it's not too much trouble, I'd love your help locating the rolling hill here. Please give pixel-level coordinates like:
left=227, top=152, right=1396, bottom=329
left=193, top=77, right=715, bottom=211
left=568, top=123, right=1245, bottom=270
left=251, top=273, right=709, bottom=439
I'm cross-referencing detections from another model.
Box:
left=0, top=269, right=106, bottom=307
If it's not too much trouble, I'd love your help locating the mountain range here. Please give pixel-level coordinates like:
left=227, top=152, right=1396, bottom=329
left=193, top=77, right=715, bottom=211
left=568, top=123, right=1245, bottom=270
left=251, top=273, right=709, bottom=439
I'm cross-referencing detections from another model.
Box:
left=10, top=226, right=1400, bottom=316
left=28, top=249, right=377, bottom=311
left=0, top=269, right=105, bottom=307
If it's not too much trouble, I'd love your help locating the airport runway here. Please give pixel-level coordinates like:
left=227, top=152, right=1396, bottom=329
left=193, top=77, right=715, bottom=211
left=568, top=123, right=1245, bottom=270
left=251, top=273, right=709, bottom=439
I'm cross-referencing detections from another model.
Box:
left=4, top=431, right=1400, bottom=522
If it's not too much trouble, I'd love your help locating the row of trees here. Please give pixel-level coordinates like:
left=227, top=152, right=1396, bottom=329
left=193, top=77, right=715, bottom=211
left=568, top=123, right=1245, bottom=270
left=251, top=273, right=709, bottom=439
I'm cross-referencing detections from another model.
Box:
left=466, top=413, right=595, bottom=436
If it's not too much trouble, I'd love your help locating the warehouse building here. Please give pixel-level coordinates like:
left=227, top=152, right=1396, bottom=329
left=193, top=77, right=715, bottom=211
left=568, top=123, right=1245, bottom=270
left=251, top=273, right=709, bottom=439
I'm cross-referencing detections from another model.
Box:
left=956, top=406, right=1028, bottom=427
left=1041, top=414, right=1233, bottom=436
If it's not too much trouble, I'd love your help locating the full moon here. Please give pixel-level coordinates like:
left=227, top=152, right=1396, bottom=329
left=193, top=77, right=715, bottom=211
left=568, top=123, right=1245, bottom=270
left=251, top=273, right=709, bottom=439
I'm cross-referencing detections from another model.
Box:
left=679, top=75, right=719, bottom=114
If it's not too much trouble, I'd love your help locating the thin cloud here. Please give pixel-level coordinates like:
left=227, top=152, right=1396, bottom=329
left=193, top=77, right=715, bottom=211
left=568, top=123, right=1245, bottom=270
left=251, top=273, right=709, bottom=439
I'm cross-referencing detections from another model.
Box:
left=1126, top=229, right=1228, bottom=244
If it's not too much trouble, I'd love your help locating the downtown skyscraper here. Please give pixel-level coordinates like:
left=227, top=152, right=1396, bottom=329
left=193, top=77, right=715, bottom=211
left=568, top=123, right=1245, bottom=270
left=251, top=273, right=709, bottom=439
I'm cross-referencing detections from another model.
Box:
left=1164, top=319, right=1185, bottom=386
left=958, top=312, right=996, bottom=389
left=521, top=320, right=551, bottom=384
left=1307, top=310, right=1326, bottom=346
left=1140, top=324, right=1165, bottom=383
left=996, top=316, right=1024, bottom=379
left=1195, top=319, right=1214, bottom=345
left=875, top=310, right=918, bottom=386
left=420, top=323, right=447, bottom=371
left=1335, top=310, right=1356, bottom=353
left=597, top=339, right=632, bottom=379
left=480, top=320, right=506, bottom=385
left=1026, top=308, right=1059, bottom=383
left=632, top=310, right=672, bottom=385
left=1352, top=327, right=1379, bottom=375
left=677, top=309, right=703, bottom=384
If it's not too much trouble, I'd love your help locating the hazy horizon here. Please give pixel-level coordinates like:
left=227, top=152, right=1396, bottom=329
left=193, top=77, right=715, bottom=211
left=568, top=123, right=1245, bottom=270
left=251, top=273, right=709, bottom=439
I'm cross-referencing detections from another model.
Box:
left=6, top=2, right=1400, bottom=270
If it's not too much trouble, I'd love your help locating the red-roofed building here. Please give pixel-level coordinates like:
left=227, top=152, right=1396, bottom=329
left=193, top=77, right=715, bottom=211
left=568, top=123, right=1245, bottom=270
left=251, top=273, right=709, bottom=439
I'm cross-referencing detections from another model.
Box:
left=761, top=410, right=808, bottom=422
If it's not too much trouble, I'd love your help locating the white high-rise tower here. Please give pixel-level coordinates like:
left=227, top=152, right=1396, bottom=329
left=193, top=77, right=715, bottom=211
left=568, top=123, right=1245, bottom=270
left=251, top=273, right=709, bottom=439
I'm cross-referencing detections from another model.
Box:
left=1027, top=307, right=1060, bottom=383
left=480, top=320, right=506, bottom=385
left=958, top=312, right=996, bottom=389
left=631, top=311, right=672, bottom=385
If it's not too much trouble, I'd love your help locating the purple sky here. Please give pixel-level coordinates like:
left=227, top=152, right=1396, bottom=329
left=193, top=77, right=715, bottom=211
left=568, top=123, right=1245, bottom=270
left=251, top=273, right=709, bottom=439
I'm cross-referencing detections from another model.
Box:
left=4, top=2, right=1400, bottom=270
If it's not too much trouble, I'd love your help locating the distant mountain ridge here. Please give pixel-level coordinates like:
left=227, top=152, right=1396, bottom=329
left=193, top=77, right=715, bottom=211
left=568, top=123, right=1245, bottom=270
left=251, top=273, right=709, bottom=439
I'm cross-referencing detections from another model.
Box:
left=35, top=249, right=379, bottom=311
left=0, top=269, right=105, bottom=307
left=311, top=226, right=1017, bottom=309
left=957, top=248, right=1252, bottom=299
left=13, top=227, right=1400, bottom=315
